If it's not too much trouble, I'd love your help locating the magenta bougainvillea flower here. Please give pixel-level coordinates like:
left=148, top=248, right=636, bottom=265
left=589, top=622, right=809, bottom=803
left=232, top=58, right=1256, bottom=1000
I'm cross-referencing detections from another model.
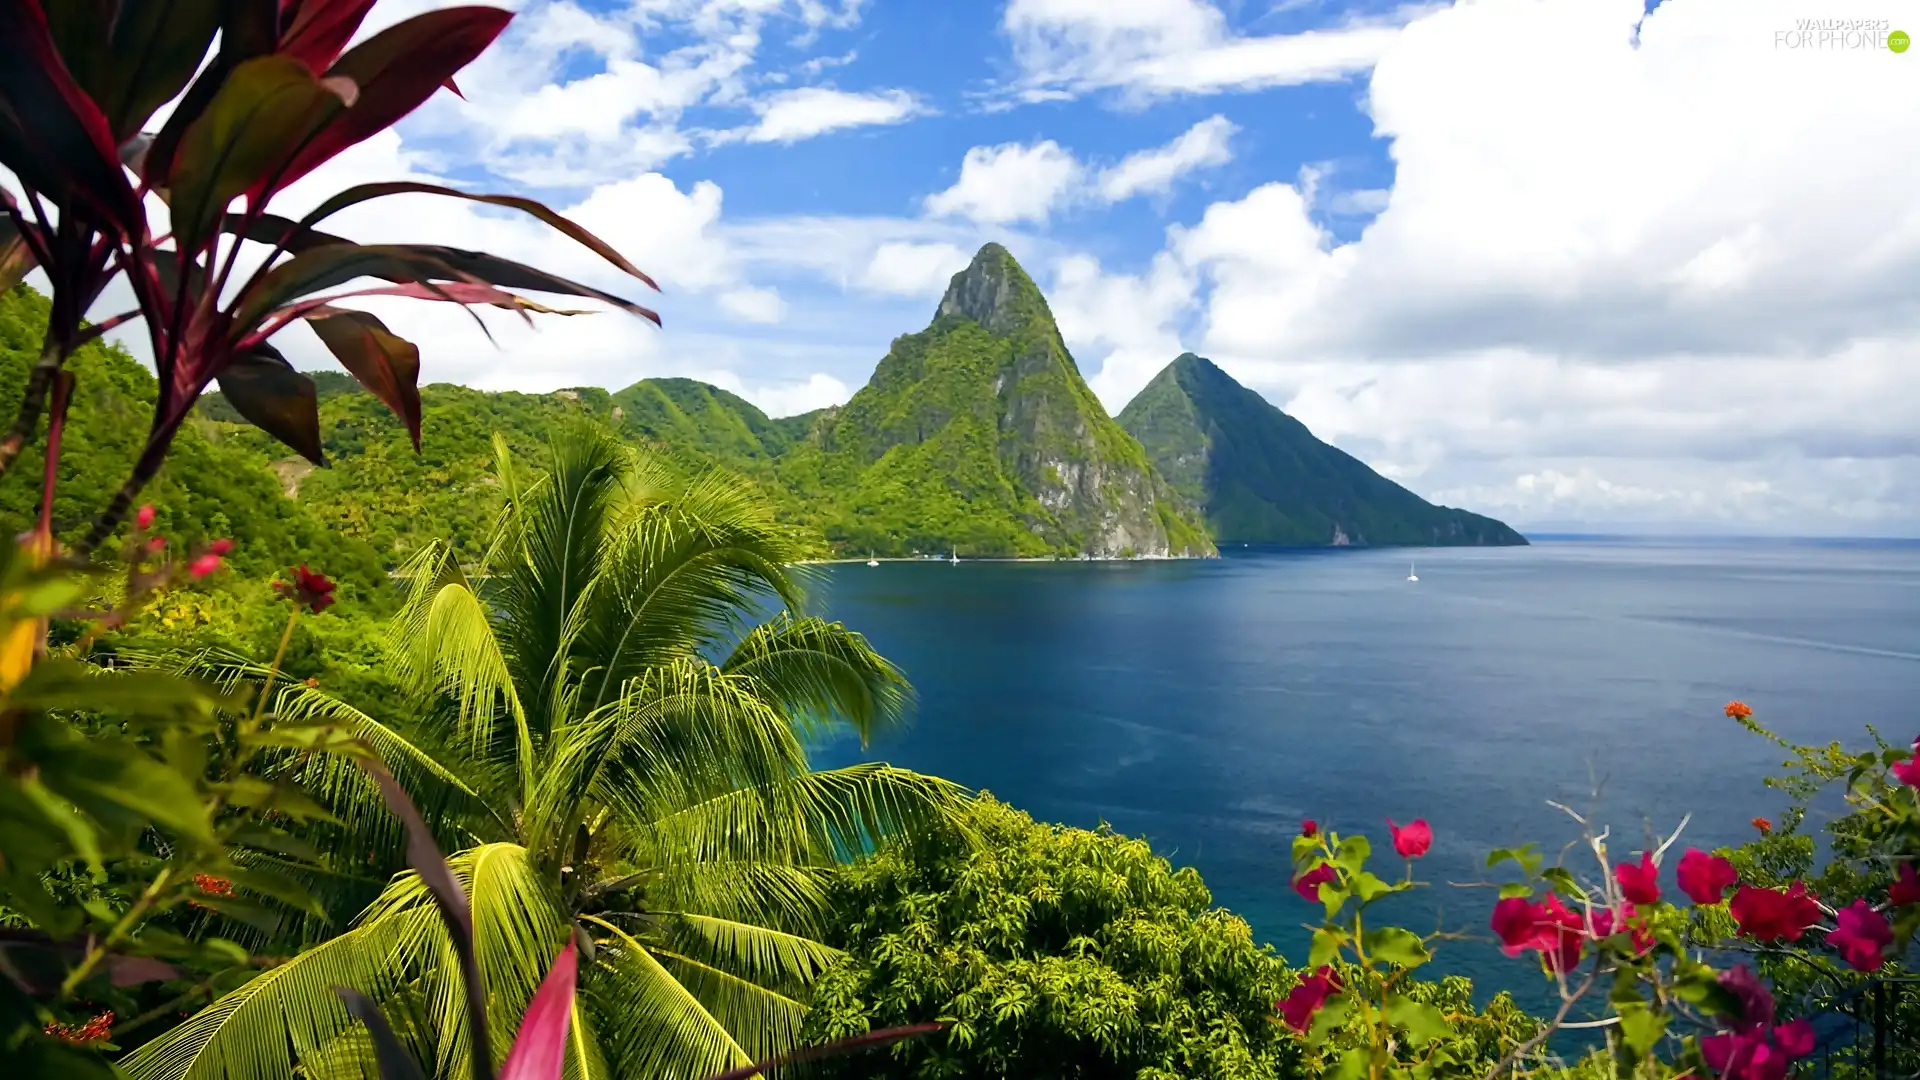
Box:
left=1892, top=737, right=1920, bottom=787
left=1728, top=882, right=1822, bottom=943
left=1827, top=899, right=1893, bottom=972
left=1301, top=820, right=1317, bottom=838
left=1676, top=848, right=1739, bottom=905
left=1276, top=966, right=1343, bottom=1032
left=275, top=565, right=337, bottom=614
left=1891, top=861, right=1920, bottom=907
left=1701, top=968, right=1814, bottom=1080
left=1293, top=864, right=1338, bottom=902
left=135, top=504, right=156, bottom=530
left=1386, top=818, right=1431, bottom=858
left=1588, top=907, right=1654, bottom=956
left=1489, top=894, right=1587, bottom=972
left=1615, top=852, right=1661, bottom=907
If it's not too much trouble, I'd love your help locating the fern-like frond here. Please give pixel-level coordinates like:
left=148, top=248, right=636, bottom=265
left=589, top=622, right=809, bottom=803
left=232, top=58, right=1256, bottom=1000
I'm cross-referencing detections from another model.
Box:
left=580, top=916, right=755, bottom=1080
left=722, top=614, right=912, bottom=746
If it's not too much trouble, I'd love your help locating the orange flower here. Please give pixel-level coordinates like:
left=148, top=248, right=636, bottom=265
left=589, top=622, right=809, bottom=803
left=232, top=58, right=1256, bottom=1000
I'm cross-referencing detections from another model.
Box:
left=305, top=677, right=320, bottom=688
left=1725, top=701, right=1754, bottom=719
left=1752, top=817, right=1773, bottom=835
left=45, top=1010, right=114, bottom=1044
left=193, top=873, right=233, bottom=897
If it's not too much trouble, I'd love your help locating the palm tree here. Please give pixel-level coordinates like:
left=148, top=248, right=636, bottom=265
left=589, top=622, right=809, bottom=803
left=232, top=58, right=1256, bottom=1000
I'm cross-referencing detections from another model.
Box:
left=126, top=426, right=969, bottom=1080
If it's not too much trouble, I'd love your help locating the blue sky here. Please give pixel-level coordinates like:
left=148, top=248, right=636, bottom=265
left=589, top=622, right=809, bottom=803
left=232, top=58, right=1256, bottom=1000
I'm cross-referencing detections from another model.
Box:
left=107, top=0, right=1920, bottom=533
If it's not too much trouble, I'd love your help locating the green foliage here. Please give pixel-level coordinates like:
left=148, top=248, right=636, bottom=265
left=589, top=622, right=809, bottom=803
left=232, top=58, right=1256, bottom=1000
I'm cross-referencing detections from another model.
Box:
left=801, top=794, right=1301, bottom=1079
left=1118, top=354, right=1527, bottom=547
left=0, top=285, right=387, bottom=597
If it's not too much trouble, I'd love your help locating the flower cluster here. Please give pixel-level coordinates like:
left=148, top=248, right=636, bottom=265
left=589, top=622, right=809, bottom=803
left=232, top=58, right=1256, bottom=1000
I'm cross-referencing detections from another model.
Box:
left=1277, top=966, right=1343, bottom=1032
left=274, top=565, right=336, bottom=614
left=1702, top=967, right=1813, bottom=1080
left=44, top=1010, right=113, bottom=1044
left=192, top=873, right=233, bottom=897
left=133, top=504, right=231, bottom=580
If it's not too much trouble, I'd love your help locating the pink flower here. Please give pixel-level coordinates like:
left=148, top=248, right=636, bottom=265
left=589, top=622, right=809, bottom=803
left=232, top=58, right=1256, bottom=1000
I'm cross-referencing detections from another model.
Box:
left=208, top=538, right=234, bottom=555
left=1827, top=899, right=1893, bottom=972
left=1386, top=818, right=1431, bottom=858
left=1677, top=848, right=1739, bottom=905
left=1589, top=907, right=1654, bottom=955
left=1893, top=737, right=1920, bottom=787
left=1771, top=1019, right=1814, bottom=1058
left=1276, top=966, right=1343, bottom=1032
left=189, top=554, right=223, bottom=579
left=1891, top=861, right=1920, bottom=907
left=147, top=535, right=166, bottom=552
left=1293, top=863, right=1338, bottom=902
left=1729, top=882, right=1822, bottom=943
left=1301, top=820, right=1317, bottom=838
left=1489, top=894, right=1586, bottom=971
left=1615, top=852, right=1661, bottom=907
left=135, top=505, right=156, bottom=530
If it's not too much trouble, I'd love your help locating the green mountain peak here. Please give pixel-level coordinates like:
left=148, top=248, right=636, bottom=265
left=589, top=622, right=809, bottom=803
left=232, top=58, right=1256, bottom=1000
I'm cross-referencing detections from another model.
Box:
left=776, top=243, right=1213, bottom=558
left=1119, top=353, right=1527, bottom=548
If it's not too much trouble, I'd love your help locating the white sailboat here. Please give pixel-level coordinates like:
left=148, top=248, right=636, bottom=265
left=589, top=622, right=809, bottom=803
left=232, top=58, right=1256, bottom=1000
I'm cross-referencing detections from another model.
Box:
left=866, top=550, right=879, bottom=567
left=1407, top=563, right=1418, bottom=582
left=950, top=549, right=959, bottom=565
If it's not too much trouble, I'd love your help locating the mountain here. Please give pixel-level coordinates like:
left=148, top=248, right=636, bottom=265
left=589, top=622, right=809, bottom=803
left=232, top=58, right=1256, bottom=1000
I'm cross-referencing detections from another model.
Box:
left=1118, top=353, right=1526, bottom=547
left=777, top=244, right=1213, bottom=558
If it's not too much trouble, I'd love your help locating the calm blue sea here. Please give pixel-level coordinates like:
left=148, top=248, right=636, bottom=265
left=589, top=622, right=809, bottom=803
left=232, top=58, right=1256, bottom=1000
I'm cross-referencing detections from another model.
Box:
left=802, top=537, right=1920, bottom=1005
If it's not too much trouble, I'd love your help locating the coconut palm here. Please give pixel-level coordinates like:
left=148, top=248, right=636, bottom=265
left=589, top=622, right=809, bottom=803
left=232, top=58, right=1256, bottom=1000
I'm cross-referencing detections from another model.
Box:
left=125, top=426, right=969, bottom=1080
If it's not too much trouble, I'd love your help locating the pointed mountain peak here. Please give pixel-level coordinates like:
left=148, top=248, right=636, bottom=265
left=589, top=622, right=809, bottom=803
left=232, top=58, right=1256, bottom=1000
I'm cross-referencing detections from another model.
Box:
left=937, top=242, right=1048, bottom=337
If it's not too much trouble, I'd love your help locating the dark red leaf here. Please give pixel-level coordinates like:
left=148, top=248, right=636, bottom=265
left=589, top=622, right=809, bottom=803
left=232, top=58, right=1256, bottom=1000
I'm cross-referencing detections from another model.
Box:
left=273, top=6, right=513, bottom=192
left=169, top=55, right=347, bottom=251
left=335, top=988, right=428, bottom=1080
left=296, top=181, right=659, bottom=290
left=697, top=1024, right=948, bottom=1080
left=497, top=943, right=577, bottom=1080
left=384, top=245, right=660, bottom=325
left=215, top=343, right=326, bottom=464
left=307, top=309, right=421, bottom=450
left=142, top=0, right=283, bottom=188
left=224, top=209, right=350, bottom=256
left=52, top=0, right=222, bottom=144
left=232, top=242, right=467, bottom=333
left=279, top=0, right=378, bottom=74
left=0, top=0, right=143, bottom=235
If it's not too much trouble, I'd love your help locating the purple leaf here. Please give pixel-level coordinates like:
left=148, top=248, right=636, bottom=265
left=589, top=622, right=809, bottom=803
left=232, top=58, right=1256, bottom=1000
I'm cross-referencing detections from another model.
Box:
left=498, top=941, right=578, bottom=1080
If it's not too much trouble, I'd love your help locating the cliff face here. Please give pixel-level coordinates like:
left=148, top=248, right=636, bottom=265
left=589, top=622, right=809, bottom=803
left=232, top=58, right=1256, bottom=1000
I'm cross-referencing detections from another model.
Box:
left=779, top=244, right=1213, bottom=558
left=1119, top=354, right=1528, bottom=547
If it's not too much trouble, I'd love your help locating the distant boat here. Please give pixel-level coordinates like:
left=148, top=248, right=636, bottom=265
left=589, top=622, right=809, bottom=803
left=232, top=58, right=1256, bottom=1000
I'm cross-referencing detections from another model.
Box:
left=1407, top=563, right=1419, bottom=582
left=866, top=551, right=879, bottom=567
left=950, top=550, right=959, bottom=565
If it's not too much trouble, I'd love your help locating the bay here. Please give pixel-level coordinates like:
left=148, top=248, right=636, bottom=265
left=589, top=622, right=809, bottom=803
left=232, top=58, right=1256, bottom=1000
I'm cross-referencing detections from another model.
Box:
left=803, top=537, right=1920, bottom=1004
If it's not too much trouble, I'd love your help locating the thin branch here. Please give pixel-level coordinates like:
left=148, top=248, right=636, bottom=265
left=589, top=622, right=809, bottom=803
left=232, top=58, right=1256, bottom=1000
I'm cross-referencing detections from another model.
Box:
left=1481, top=971, right=1600, bottom=1080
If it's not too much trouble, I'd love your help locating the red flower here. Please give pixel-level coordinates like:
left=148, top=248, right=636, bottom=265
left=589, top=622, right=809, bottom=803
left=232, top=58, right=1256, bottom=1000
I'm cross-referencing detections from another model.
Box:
left=1725, top=701, right=1753, bottom=719
left=1489, top=894, right=1587, bottom=971
left=275, top=565, right=336, bottom=613
left=1751, top=817, right=1772, bottom=835
left=1677, top=848, right=1738, bottom=905
left=1589, top=907, right=1655, bottom=955
left=189, top=553, right=223, bottom=579
left=135, top=505, right=156, bottom=530
left=146, top=535, right=166, bottom=552
left=193, top=873, right=234, bottom=897
left=208, top=538, right=234, bottom=555
left=1386, top=818, right=1432, bottom=858
left=1615, top=852, right=1661, bottom=906
left=45, top=1010, right=115, bottom=1045
left=1277, top=966, right=1343, bottom=1032
left=1293, top=863, right=1338, bottom=902
left=1728, top=882, right=1821, bottom=942
left=1893, top=737, right=1920, bottom=787
left=1891, top=861, right=1920, bottom=906
left=1827, top=899, right=1892, bottom=972
left=1301, top=820, right=1318, bottom=838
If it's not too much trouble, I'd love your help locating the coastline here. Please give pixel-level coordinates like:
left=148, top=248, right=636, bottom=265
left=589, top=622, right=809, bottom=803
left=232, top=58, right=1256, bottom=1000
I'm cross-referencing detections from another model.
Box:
left=797, top=553, right=1206, bottom=565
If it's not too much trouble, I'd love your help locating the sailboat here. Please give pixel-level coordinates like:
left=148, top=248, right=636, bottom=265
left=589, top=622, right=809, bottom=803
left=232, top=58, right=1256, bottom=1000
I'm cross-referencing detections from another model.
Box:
left=950, top=549, right=959, bottom=565
left=866, top=550, right=879, bottom=567
left=1407, top=563, right=1418, bottom=582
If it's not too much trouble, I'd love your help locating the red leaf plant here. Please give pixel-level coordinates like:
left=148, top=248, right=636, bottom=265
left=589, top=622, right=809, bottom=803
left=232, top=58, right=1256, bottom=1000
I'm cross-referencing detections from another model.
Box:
left=0, top=0, right=660, bottom=553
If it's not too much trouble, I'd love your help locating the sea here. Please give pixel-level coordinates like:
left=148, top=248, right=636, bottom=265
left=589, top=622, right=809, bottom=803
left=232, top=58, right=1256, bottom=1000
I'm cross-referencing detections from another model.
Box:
left=802, top=536, right=1920, bottom=1010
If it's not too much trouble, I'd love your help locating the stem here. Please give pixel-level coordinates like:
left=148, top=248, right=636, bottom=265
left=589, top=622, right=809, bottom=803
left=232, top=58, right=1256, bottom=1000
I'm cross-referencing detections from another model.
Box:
left=252, top=609, right=301, bottom=728
left=60, top=867, right=176, bottom=997
left=0, top=336, right=64, bottom=479
left=77, top=421, right=180, bottom=556
left=36, top=371, right=73, bottom=542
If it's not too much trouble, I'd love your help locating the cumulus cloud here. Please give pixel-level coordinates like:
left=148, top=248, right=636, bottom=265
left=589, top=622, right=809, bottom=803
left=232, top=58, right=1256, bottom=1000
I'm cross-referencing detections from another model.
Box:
left=927, top=117, right=1238, bottom=226
left=924, top=141, right=1085, bottom=225
left=860, top=242, right=976, bottom=297
left=1001, top=0, right=1416, bottom=103
left=739, top=86, right=922, bottom=143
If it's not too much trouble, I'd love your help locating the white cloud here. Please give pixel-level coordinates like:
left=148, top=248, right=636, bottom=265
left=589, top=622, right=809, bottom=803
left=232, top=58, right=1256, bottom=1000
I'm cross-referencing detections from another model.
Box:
left=1002, top=0, right=1417, bottom=103
left=739, top=86, right=922, bottom=143
left=924, top=141, right=1085, bottom=225
left=860, top=242, right=975, bottom=297
left=1047, top=252, right=1196, bottom=404
left=717, top=286, right=788, bottom=323
left=740, top=372, right=853, bottom=417
left=1095, top=114, right=1237, bottom=201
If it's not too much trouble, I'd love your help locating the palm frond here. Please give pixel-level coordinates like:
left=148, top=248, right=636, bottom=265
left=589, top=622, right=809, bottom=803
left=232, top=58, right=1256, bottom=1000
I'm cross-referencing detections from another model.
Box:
left=581, top=916, right=756, bottom=1080
left=722, top=614, right=912, bottom=747
left=650, top=913, right=842, bottom=996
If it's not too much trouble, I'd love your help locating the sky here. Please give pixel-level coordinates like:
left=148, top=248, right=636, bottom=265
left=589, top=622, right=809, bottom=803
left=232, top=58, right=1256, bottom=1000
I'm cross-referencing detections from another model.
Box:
left=47, top=0, right=1920, bottom=534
